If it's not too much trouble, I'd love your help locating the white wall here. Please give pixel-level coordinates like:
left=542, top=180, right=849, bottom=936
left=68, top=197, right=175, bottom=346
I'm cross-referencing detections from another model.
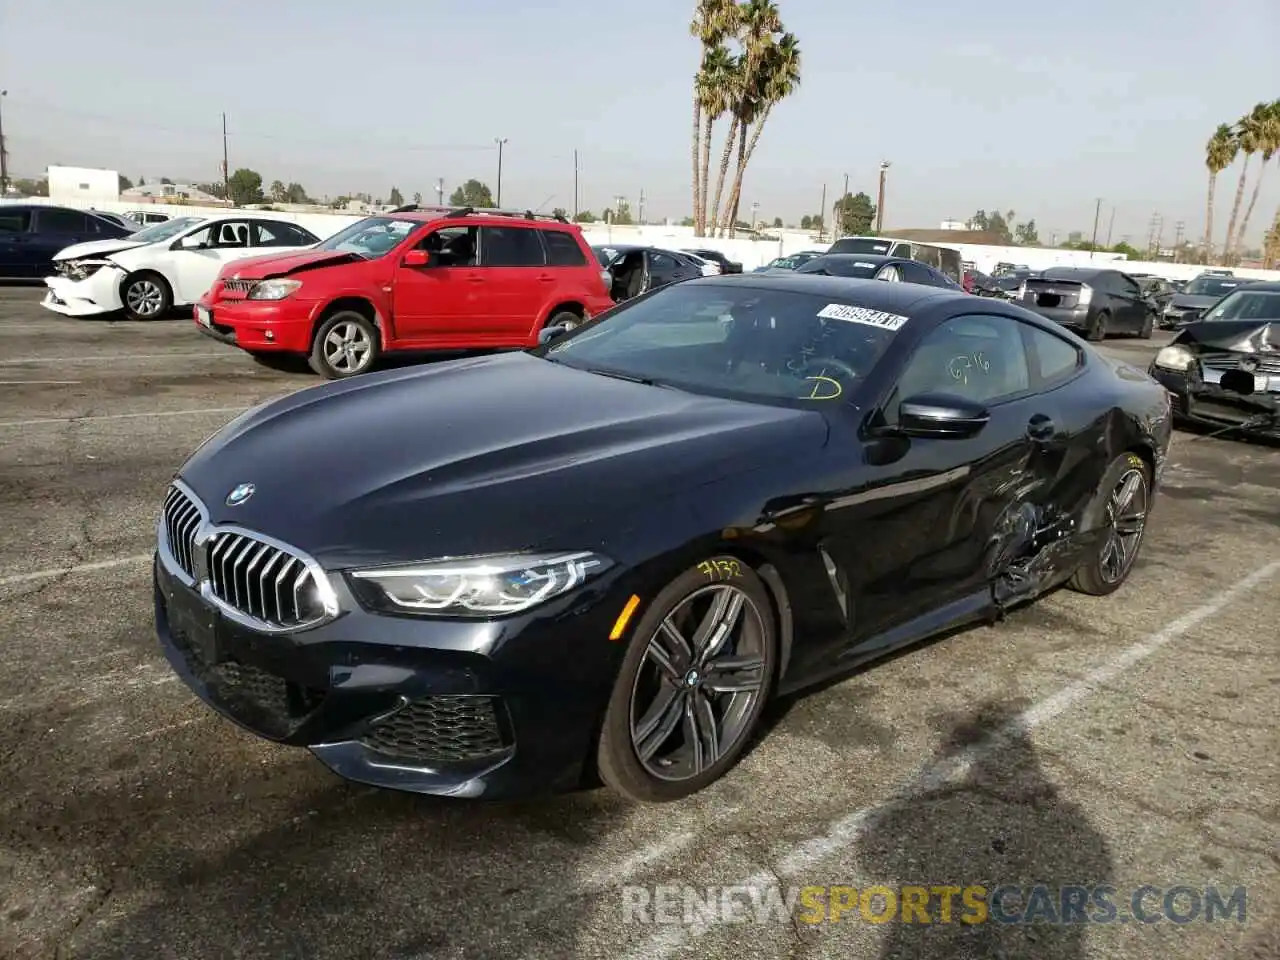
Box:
left=5, top=196, right=1277, bottom=282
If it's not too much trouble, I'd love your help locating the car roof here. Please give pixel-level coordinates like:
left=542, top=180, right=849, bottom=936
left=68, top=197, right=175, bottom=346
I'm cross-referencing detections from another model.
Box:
left=807, top=253, right=901, bottom=266
left=687, top=272, right=962, bottom=311
left=383, top=208, right=580, bottom=230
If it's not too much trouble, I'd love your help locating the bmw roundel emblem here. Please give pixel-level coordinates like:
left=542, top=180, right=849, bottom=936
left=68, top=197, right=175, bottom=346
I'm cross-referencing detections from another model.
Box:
left=226, top=483, right=255, bottom=506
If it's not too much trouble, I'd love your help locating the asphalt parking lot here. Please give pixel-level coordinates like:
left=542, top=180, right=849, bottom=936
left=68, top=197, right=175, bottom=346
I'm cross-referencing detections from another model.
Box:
left=1, top=286, right=1277, bottom=960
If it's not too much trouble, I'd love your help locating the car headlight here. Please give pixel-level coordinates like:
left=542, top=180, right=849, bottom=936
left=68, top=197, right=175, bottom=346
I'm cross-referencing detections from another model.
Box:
left=248, top=278, right=302, bottom=300
left=1153, top=345, right=1195, bottom=371
left=348, top=551, right=613, bottom=617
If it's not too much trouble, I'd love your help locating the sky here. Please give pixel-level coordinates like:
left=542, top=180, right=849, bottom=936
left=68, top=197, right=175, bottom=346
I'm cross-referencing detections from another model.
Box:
left=2, top=0, right=1278, bottom=247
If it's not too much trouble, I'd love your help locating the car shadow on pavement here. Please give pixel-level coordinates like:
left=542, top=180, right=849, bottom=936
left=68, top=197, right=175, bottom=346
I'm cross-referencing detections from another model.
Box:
left=51, top=774, right=633, bottom=960
left=862, top=699, right=1114, bottom=960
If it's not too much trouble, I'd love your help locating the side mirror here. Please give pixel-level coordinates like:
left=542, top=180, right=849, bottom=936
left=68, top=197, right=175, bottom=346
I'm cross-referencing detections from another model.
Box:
left=896, top=393, right=990, bottom=439
left=172, top=235, right=203, bottom=250
left=538, top=324, right=569, bottom=345
left=402, top=249, right=430, bottom=267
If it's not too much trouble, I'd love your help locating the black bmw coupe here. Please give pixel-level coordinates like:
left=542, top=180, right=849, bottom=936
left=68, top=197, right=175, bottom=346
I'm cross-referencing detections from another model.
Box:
left=155, top=274, right=1172, bottom=802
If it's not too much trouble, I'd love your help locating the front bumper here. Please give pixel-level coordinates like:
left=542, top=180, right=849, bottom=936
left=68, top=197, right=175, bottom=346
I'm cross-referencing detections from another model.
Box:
left=1149, top=364, right=1280, bottom=438
left=194, top=296, right=318, bottom=352
left=154, top=548, right=632, bottom=799
left=41, top=270, right=126, bottom=317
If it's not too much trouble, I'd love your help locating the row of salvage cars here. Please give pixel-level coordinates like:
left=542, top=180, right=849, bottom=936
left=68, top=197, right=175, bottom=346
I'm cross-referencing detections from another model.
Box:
left=84, top=201, right=1269, bottom=804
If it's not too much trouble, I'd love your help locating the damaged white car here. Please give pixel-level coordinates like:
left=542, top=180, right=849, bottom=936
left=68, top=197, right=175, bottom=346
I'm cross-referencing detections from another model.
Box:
left=43, top=214, right=321, bottom=321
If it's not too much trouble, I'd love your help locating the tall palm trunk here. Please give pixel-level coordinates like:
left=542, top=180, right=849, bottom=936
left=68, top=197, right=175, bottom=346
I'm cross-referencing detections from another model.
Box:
left=707, top=122, right=739, bottom=242
left=1203, top=174, right=1218, bottom=262
left=1221, top=155, right=1251, bottom=264
left=723, top=106, right=773, bottom=242
left=725, top=118, right=748, bottom=237
left=1234, top=157, right=1272, bottom=258
left=691, top=93, right=703, bottom=237
left=700, top=115, right=715, bottom=235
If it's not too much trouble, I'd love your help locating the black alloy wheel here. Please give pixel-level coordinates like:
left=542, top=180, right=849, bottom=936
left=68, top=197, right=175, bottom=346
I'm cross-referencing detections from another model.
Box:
left=597, top=557, right=777, bottom=802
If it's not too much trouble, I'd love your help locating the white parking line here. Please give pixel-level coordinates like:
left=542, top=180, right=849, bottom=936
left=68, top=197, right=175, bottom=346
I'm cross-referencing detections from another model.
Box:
left=0, top=554, right=153, bottom=587
left=0, top=352, right=234, bottom=366
left=627, top=557, right=1280, bottom=959
left=0, top=406, right=246, bottom=428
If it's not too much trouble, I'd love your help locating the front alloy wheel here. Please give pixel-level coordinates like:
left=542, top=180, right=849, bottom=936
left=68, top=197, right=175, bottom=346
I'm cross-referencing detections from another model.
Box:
left=123, top=273, right=171, bottom=320
left=308, top=310, right=380, bottom=379
left=597, top=558, right=777, bottom=802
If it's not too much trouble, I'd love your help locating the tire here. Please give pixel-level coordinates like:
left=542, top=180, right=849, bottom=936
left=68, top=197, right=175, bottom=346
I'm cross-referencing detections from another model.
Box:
left=596, top=556, right=778, bottom=802
left=546, top=310, right=582, bottom=333
left=121, top=271, right=172, bottom=321
left=1086, top=310, right=1109, bottom=342
left=308, top=309, right=380, bottom=379
left=1068, top=452, right=1153, bottom=596
left=1139, top=311, right=1154, bottom=339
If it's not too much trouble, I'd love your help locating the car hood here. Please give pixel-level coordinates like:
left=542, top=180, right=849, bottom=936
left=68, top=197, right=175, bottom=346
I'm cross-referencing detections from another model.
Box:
left=215, top=248, right=354, bottom=280
left=1169, top=293, right=1223, bottom=310
left=52, top=238, right=150, bottom=261
left=177, top=352, right=828, bottom=568
left=1173, top=319, right=1279, bottom=350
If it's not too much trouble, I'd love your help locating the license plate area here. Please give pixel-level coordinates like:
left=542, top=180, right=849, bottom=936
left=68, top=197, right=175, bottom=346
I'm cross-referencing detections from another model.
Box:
left=166, top=582, right=222, bottom=673
left=196, top=305, right=212, bottom=328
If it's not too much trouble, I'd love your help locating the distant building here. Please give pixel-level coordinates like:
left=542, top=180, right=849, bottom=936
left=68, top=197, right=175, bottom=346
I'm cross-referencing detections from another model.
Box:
left=122, top=182, right=231, bottom=207
left=47, top=165, right=119, bottom=204
left=939, top=219, right=968, bottom=231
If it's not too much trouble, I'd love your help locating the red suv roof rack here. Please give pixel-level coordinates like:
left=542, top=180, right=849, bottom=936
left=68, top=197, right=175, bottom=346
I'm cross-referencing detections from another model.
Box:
left=446, top=206, right=570, bottom=224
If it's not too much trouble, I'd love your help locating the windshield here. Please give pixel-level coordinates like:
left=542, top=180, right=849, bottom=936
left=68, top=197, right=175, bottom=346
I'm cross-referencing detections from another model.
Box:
left=1203, top=290, right=1280, bottom=321
left=1185, top=276, right=1241, bottom=297
left=827, top=237, right=892, bottom=255
left=316, top=217, right=418, bottom=257
left=541, top=284, right=905, bottom=405
left=130, top=216, right=204, bottom=243
left=795, top=256, right=880, bottom=278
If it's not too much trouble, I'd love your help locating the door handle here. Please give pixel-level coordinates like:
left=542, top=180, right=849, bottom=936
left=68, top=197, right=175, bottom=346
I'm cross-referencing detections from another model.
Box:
left=1026, top=414, right=1056, bottom=441
left=536, top=273, right=555, bottom=282
left=467, top=275, right=485, bottom=283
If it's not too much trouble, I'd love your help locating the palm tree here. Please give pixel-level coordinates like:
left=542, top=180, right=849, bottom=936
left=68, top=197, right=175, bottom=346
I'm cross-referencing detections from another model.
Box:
left=1220, top=109, right=1262, bottom=265
left=718, top=0, right=781, bottom=237
left=1202, top=124, right=1237, bottom=263
left=722, top=32, right=801, bottom=239
left=1232, top=100, right=1280, bottom=260
left=694, top=45, right=737, bottom=237
left=689, top=0, right=739, bottom=236
left=706, top=53, right=747, bottom=239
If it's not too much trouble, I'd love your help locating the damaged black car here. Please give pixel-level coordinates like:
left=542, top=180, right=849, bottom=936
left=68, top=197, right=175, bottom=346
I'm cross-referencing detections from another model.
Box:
left=154, top=275, right=1171, bottom=803
left=1149, top=281, right=1280, bottom=439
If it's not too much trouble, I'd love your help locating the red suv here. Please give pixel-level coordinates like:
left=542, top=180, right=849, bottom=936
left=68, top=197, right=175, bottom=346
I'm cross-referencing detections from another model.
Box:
left=193, top=207, right=615, bottom=378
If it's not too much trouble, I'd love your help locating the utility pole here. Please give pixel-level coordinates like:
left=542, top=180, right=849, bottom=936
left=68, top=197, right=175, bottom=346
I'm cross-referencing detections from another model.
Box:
left=842, top=172, right=849, bottom=200
left=573, top=150, right=579, bottom=221
left=0, top=90, right=9, bottom=195
left=494, top=137, right=508, bottom=207
left=1089, top=198, right=1103, bottom=258
left=435, top=177, right=444, bottom=205
left=221, top=112, right=230, bottom=204
left=1105, top=205, right=1116, bottom=248
left=819, top=183, right=827, bottom=241
left=1154, top=213, right=1165, bottom=260
left=876, top=161, right=890, bottom=233
left=1173, top=220, right=1185, bottom=262
left=638, top=188, right=645, bottom=224
left=1145, top=212, right=1161, bottom=260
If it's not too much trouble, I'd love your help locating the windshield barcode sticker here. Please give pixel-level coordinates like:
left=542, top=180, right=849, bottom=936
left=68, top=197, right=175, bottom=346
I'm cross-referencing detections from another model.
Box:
left=817, top=303, right=909, bottom=331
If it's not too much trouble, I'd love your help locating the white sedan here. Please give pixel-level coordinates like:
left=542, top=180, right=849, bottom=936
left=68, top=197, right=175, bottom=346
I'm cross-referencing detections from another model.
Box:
left=42, top=214, right=321, bottom=320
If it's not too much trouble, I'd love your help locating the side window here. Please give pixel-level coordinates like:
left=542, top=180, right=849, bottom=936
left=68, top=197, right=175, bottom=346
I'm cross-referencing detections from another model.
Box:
left=421, top=225, right=477, bottom=266
left=253, top=221, right=316, bottom=247
left=889, top=314, right=1032, bottom=418
left=36, top=208, right=91, bottom=233
left=889, top=242, right=912, bottom=257
left=210, top=221, right=249, bottom=248
left=479, top=226, right=546, bottom=267
left=541, top=229, right=588, bottom=266
left=649, top=252, right=680, bottom=272
left=1024, top=325, right=1082, bottom=385
left=1117, top=274, right=1143, bottom=297
left=179, top=226, right=212, bottom=249
left=0, top=210, right=31, bottom=233
left=899, top=262, right=937, bottom=285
